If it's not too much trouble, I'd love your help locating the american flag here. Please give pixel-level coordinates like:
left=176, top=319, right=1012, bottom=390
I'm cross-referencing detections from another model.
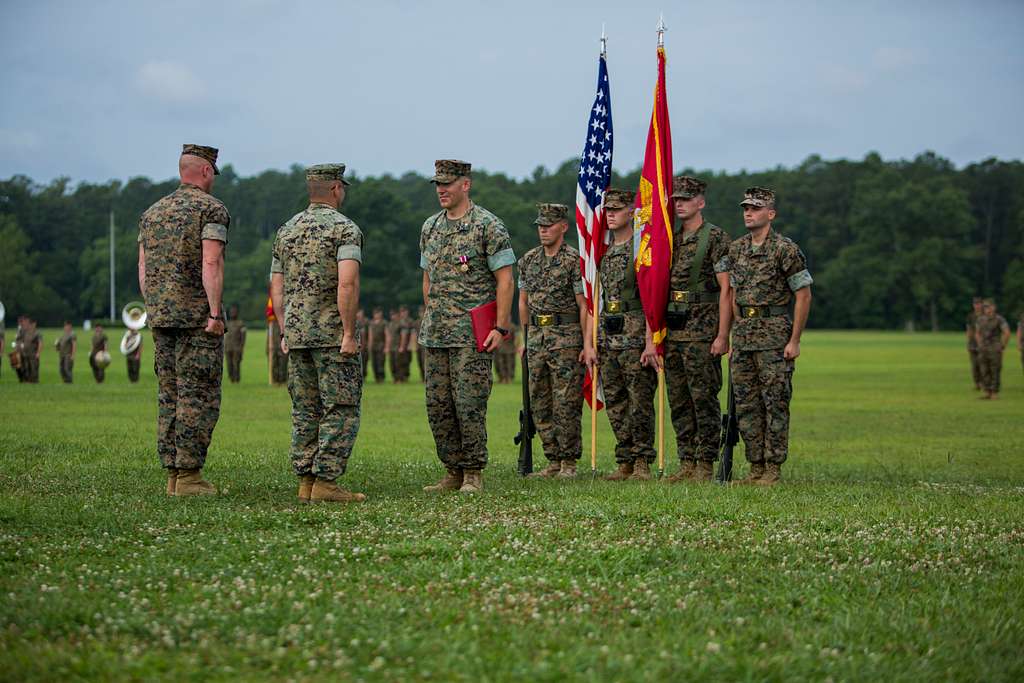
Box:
left=576, top=52, right=612, bottom=410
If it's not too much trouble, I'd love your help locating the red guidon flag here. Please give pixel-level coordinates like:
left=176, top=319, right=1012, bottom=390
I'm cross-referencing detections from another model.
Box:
left=633, top=43, right=673, bottom=352
left=265, top=286, right=275, bottom=324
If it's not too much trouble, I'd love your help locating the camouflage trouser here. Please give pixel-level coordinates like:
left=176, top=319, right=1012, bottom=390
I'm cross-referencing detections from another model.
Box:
left=968, top=348, right=980, bottom=386
left=416, top=347, right=424, bottom=381
left=151, top=327, right=223, bottom=471
left=59, top=355, right=74, bottom=383
left=529, top=346, right=585, bottom=462
left=271, top=351, right=288, bottom=384
left=665, top=341, right=723, bottom=462
left=389, top=350, right=400, bottom=381
left=424, top=347, right=493, bottom=470
left=600, top=346, right=656, bottom=464
left=89, top=355, right=104, bottom=383
left=494, top=352, right=516, bottom=382
left=360, top=347, right=369, bottom=379
left=399, top=351, right=412, bottom=381
left=287, top=347, right=363, bottom=481
left=127, top=356, right=141, bottom=383
left=225, top=350, right=242, bottom=383
left=978, top=348, right=1003, bottom=393
left=22, top=357, right=39, bottom=383
left=732, top=349, right=793, bottom=465
left=370, top=349, right=386, bottom=382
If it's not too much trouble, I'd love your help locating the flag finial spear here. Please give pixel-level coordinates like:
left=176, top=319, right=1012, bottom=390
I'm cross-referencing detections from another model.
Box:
left=601, top=23, right=607, bottom=57
left=657, top=13, right=666, bottom=47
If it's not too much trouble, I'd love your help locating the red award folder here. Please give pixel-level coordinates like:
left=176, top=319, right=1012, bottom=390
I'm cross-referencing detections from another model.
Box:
left=469, top=300, right=497, bottom=352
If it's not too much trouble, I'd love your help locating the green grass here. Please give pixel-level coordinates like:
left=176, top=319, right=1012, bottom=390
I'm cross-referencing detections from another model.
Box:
left=1, top=330, right=1022, bottom=682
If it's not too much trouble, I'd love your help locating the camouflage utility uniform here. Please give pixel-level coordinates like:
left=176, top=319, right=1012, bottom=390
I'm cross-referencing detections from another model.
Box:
left=727, top=228, right=812, bottom=468
left=420, top=201, right=515, bottom=473
left=271, top=200, right=364, bottom=482
left=519, top=239, right=585, bottom=467
left=124, top=330, right=142, bottom=382
left=224, top=318, right=246, bottom=383
left=368, top=317, right=386, bottom=382
left=387, top=316, right=402, bottom=382
left=357, top=315, right=370, bottom=379
left=269, top=323, right=288, bottom=384
left=494, top=323, right=517, bottom=382
left=966, top=309, right=981, bottom=388
left=398, top=313, right=415, bottom=381
left=976, top=313, right=1008, bottom=395
left=139, top=181, right=228, bottom=472
left=56, top=330, right=76, bottom=383
left=598, top=235, right=656, bottom=470
left=23, top=328, right=41, bottom=383
left=89, top=329, right=108, bottom=383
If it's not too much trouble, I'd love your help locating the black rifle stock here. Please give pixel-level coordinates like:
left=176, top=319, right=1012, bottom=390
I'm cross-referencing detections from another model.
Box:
left=513, top=340, right=535, bottom=476
left=717, top=365, right=739, bottom=483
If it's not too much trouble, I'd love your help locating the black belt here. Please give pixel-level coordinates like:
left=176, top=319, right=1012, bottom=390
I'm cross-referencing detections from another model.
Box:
left=670, top=290, right=719, bottom=304
left=531, top=312, right=580, bottom=327
left=605, top=299, right=640, bottom=314
left=737, top=304, right=789, bottom=319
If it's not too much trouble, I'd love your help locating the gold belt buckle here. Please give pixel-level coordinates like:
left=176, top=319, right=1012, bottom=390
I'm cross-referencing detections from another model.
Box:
left=606, top=301, right=621, bottom=313
left=537, top=314, right=554, bottom=326
left=744, top=306, right=758, bottom=319
left=672, top=290, right=688, bottom=303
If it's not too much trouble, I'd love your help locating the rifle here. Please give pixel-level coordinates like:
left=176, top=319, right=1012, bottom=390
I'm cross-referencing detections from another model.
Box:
left=716, top=364, right=739, bottom=483
left=513, top=340, right=535, bottom=476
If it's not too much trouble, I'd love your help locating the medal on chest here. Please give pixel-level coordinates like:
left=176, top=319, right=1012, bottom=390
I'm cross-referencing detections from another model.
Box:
left=459, top=255, right=469, bottom=272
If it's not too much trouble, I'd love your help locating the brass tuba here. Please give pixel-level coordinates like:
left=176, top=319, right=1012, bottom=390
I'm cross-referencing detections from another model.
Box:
left=120, top=302, right=146, bottom=355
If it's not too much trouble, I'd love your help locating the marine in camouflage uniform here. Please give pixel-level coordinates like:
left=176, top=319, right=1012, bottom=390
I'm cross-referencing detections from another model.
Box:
left=398, top=305, right=415, bottom=382
left=12, top=318, right=26, bottom=382
left=367, top=308, right=387, bottom=383
left=420, top=159, right=515, bottom=494
left=56, top=322, right=76, bottom=383
left=88, top=326, right=108, bottom=383
left=0, top=321, right=5, bottom=379
left=386, top=309, right=402, bottom=382
left=1018, top=312, right=1023, bottom=376
left=589, top=189, right=658, bottom=481
left=138, top=143, right=228, bottom=497
left=974, top=298, right=1009, bottom=399
left=966, top=297, right=982, bottom=390
left=518, top=203, right=587, bottom=478
left=662, top=177, right=733, bottom=483
left=271, top=164, right=366, bottom=504
left=356, top=309, right=370, bottom=380
left=726, top=187, right=813, bottom=486
left=22, top=321, right=41, bottom=383
left=494, top=322, right=518, bottom=383
left=268, top=323, right=288, bottom=384
left=414, top=305, right=425, bottom=382
left=224, top=305, right=246, bottom=383
left=124, top=329, right=143, bottom=383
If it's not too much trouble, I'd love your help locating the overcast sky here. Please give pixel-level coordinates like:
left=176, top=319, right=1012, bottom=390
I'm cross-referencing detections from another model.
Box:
left=1, top=0, right=1021, bottom=185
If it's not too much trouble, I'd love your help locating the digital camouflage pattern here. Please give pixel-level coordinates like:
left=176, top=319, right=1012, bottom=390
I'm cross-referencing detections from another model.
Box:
left=670, top=175, right=707, bottom=199
left=424, top=347, right=493, bottom=470
left=268, top=324, right=288, bottom=384
left=287, top=348, right=362, bottom=480
left=138, top=184, right=230, bottom=327
left=368, top=316, right=386, bottom=381
left=57, top=330, right=75, bottom=383
left=667, top=222, right=730, bottom=342
left=181, top=144, right=220, bottom=174
left=975, top=313, right=1009, bottom=393
left=271, top=202, right=362, bottom=349
left=528, top=345, right=584, bottom=462
left=518, top=242, right=584, bottom=351
left=306, top=163, right=350, bottom=185
left=726, top=230, right=813, bottom=351
left=665, top=342, right=722, bottom=463
left=431, top=159, right=471, bottom=184
left=534, top=203, right=569, bottom=225
left=732, top=349, right=793, bottom=465
left=418, top=203, right=515, bottom=347
left=597, top=238, right=645, bottom=351
left=603, top=188, right=634, bottom=210
left=152, top=327, right=223, bottom=470
left=739, top=186, right=776, bottom=208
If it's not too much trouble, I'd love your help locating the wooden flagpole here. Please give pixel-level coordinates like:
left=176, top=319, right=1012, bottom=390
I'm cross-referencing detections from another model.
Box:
left=590, top=274, right=600, bottom=476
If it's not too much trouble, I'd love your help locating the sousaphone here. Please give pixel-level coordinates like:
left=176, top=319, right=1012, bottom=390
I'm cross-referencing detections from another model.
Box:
left=120, top=301, right=146, bottom=355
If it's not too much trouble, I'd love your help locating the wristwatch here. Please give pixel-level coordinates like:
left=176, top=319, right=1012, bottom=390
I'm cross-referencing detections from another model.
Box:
left=493, top=326, right=509, bottom=336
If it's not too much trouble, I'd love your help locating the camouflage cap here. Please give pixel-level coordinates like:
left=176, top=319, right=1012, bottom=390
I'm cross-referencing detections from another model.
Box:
left=306, top=163, right=351, bottom=186
left=181, top=144, right=220, bottom=175
left=604, top=188, right=635, bottom=210
left=431, top=159, right=472, bottom=184
left=670, top=175, right=707, bottom=199
left=740, top=186, right=776, bottom=208
left=534, top=203, right=569, bottom=226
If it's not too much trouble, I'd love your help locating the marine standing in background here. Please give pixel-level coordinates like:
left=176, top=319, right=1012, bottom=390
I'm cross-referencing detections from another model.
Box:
left=975, top=298, right=1010, bottom=400
left=518, top=203, right=587, bottom=479
left=224, top=305, right=246, bottom=383
left=966, top=297, right=983, bottom=391
left=662, top=176, right=733, bottom=483
left=356, top=309, right=370, bottom=380
left=23, top=320, right=42, bottom=383
left=398, top=305, right=415, bottom=382
left=1018, top=311, right=1023, bottom=375
left=0, top=319, right=5, bottom=380
left=367, top=307, right=387, bottom=383
left=494, top=322, right=517, bottom=383
left=271, top=163, right=366, bottom=504
left=138, top=143, right=228, bottom=497
left=268, top=320, right=288, bottom=385
left=582, top=189, right=658, bottom=481
left=386, top=309, right=401, bottom=382
left=125, top=329, right=143, bottom=383
left=12, top=317, right=26, bottom=382
left=414, top=305, right=425, bottom=382
left=726, top=187, right=812, bottom=486
left=56, top=321, right=76, bottom=383
left=419, top=159, right=515, bottom=494
left=89, top=325, right=108, bottom=383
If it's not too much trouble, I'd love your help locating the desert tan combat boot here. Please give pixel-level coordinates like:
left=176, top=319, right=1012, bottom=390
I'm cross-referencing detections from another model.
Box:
left=423, top=468, right=463, bottom=492
left=174, top=469, right=217, bottom=497
left=753, top=463, right=781, bottom=486
left=734, top=462, right=765, bottom=486
left=527, top=461, right=561, bottom=478
left=665, top=459, right=695, bottom=483
left=459, top=469, right=483, bottom=493
left=630, top=458, right=652, bottom=481
left=166, top=468, right=178, bottom=496
left=603, top=462, right=633, bottom=481
left=557, top=460, right=577, bottom=478
left=297, top=474, right=316, bottom=503
left=310, top=478, right=366, bottom=503
left=693, top=460, right=715, bottom=482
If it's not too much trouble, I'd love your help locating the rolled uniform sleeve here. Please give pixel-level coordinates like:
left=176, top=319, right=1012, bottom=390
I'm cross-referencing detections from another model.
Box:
left=781, top=244, right=812, bottom=292
left=270, top=237, right=283, bottom=274
left=485, top=219, right=516, bottom=271
left=711, top=231, right=731, bottom=274
left=202, top=203, right=231, bottom=243
left=572, top=276, right=584, bottom=295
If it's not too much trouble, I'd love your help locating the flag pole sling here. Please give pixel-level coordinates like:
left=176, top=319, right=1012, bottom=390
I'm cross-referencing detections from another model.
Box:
left=590, top=274, right=600, bottom=475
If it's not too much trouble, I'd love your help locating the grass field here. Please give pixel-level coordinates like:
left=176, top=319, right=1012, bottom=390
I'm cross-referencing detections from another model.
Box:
left=1, top=330, right=1023, bottom=682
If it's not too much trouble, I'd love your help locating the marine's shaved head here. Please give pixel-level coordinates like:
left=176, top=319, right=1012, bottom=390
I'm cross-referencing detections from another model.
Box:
left=179, top=154, right=214, bottom=192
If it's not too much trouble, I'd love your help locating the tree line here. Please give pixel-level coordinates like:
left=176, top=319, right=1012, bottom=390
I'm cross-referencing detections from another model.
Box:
left=1, top=151, right=1022, bottom=330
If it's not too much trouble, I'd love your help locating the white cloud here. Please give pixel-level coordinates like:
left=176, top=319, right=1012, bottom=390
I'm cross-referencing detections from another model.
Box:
left=874, top=47, right=923, bottom=71
left=135, top=60, right=207, bottom=103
